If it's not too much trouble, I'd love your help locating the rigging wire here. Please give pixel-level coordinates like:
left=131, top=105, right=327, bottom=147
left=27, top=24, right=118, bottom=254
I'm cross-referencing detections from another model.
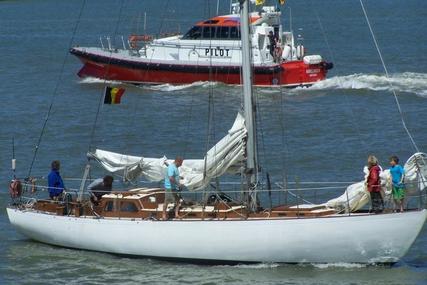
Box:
left=307, top=0, right=370, bottom=152
left=87, top=0, right=127, bottom=153
left=203, top=0, right=216, bottom=181
left=27, top=0, right=88, bottom=178
left=358, top=0, right=419, bottom=153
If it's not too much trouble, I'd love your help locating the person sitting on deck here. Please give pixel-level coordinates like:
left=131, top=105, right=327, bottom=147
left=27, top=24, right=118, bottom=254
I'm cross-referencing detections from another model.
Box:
left=162, top=156, right=184, bottom=220
left=389, top=155, right=405, bottom=212
left=48, top=160, right=65, bottom=200
left=88, top=175, right=114, bottom=205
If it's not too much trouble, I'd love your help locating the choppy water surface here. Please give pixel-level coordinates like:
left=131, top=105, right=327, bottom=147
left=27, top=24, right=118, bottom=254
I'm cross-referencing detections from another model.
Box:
left=1, top=0, right=426, bottom=284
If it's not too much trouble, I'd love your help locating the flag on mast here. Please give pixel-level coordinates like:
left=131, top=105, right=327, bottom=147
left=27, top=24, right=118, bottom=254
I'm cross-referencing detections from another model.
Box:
left=255, top=0, right=265, bottom=5
left=104, top=86, right=125, bottom=104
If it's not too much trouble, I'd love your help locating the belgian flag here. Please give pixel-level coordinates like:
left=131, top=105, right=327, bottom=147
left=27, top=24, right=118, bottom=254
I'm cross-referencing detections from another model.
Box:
left=104, top=86, right=125, bottom=104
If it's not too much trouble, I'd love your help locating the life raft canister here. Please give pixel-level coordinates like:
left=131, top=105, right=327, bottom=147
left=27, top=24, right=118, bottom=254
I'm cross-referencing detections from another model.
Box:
left=9, top=179, right=22, bottom=198
left=129, top=34, right=153, bottom=48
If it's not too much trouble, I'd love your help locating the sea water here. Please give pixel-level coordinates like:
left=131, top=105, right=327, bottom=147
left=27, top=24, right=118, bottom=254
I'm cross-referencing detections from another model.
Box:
left=0, top=0, right=426, bottom=284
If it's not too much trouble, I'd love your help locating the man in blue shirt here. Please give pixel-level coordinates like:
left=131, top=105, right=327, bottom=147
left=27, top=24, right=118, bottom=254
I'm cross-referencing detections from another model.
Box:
left=389, top=155, right=405, bottom=212
left=162, top=157, right=183, bottom=220
left=48, top=160, right=65, bottom=200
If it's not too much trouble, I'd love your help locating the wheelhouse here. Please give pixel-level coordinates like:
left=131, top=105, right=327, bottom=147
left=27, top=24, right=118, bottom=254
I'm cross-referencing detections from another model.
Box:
left=182, top=15, right=260, bottom=40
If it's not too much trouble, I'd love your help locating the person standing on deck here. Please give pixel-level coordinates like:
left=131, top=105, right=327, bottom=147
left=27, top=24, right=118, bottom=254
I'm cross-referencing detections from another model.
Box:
left=48, top=160, right=65, bottom=200
left=268, top=31, right=277, bottom=60
left=389, top=155, right=405, bottom=212
left=162, top=157, right=184, bottom=220
left=366, top=155, right=383, bottom=214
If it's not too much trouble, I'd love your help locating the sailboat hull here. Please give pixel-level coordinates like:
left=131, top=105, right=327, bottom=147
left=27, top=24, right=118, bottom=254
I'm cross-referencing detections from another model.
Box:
left=7, top=207, right=426, bottom=263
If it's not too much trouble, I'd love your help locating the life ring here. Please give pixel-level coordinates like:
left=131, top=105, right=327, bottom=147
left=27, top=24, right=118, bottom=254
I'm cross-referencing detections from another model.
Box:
left=9, top=179, right=22, bottom=198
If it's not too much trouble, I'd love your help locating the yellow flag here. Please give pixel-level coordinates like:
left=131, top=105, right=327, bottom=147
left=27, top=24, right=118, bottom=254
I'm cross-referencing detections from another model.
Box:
left=255, top=0, right=265, bottom=5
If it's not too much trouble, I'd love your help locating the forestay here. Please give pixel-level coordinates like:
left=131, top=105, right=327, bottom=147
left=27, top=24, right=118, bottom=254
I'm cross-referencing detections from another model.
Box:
left=87, top=113, right=247, bottom=191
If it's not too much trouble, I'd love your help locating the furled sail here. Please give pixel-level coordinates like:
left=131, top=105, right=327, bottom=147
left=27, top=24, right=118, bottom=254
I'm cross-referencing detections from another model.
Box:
left=403, top=152, right=427, bottom=193
left=326, top=152, right=427, bottom=212
left=87, top=113, right=247, bottom=191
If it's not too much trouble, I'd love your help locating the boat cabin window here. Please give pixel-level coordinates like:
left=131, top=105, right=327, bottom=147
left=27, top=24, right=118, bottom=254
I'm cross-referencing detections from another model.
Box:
left=218, top=26, right=230, bottom=39
left=229, top=27, right=240, bottom=39
left=120, top=201, right=139, bottom=212
left=183, top=26, right=202, bottom=39
left=104, top=201, right=114, bottom=212
left=203, top=26, right=216, bottom=39
left=183, top=26, right=240, bottom=40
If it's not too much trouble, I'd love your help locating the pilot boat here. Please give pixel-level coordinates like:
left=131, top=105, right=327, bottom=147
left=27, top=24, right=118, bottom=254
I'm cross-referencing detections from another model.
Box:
left=70, top=1, right=333, bottom=87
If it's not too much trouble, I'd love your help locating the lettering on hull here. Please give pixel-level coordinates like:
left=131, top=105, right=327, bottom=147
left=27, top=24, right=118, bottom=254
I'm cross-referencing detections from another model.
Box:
left=306, top=69, right=321, bottom=74
left=202, top=47, right=231, bottom=58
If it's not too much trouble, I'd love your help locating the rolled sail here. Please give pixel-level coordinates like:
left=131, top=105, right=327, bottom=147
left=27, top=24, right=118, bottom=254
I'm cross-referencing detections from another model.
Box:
left=87, top=113, right=247, bottom=191
left=326, top=152, right=427, bottom=212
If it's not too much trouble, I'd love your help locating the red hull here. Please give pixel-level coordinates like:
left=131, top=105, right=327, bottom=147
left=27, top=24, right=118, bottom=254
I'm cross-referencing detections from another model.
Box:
left=70, top=48, right=331, bottom=87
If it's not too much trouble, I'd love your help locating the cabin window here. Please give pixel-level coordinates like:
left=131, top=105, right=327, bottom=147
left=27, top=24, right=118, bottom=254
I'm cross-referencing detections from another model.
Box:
left=120, top=202, right=138, bottom=212
left=218, top=26, right=230, bottom=39
left=203, top=26, right=216, bottom=39
left=230, top=27, right=240, bottom=39
left=105, top=201, right=114, bottom=212
left=183, top=25, right=239, bottom=40
left=183, top=26, right=202, bottom=39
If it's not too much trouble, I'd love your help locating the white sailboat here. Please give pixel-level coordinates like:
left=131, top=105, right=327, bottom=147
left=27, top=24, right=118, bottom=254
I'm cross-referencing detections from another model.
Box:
left=7, top=0, right=427, bottom=264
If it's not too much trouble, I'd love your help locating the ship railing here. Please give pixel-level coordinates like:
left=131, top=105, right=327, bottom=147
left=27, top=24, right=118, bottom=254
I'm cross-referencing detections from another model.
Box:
left=9, top=177, right=427, bottom=214
left=99, top=35, right=134, bottom=52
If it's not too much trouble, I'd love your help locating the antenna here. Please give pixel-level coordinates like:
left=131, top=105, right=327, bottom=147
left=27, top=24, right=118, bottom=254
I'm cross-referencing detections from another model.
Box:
left=12, top=137, right=16, bottom=179
left=144, top=12, right=147, bottom=34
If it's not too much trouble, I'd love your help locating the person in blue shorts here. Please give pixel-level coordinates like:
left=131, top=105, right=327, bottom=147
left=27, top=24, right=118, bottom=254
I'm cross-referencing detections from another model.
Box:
left=389, top=155, right=405, bottom=212
left=162, top=157, right=184, bottom=220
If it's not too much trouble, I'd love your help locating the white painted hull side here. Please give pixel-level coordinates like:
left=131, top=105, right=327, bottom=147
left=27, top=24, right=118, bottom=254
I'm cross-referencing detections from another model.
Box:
left=7, top=208, right=427, bottom=263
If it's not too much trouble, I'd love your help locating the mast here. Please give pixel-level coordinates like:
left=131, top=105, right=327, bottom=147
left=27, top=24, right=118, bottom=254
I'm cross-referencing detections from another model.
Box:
left=240, top=0, right=258, bottom=210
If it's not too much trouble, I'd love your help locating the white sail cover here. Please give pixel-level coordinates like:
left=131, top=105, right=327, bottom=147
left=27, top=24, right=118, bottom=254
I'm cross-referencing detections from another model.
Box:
left=87, top=113, right=247, bottom=191
left=326, top=152, right=427, bottom=212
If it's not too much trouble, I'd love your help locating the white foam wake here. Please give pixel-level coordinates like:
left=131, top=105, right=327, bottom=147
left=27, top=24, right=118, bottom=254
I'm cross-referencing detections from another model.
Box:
left=78, top=73, right=427, bottom=97
left=308, top=72, right=427, bottom=97
left=144, top=81, right=218, bottom=92
left=79, top=77, right=122, bottom=85
left=311, top=262, right=367, bottom=269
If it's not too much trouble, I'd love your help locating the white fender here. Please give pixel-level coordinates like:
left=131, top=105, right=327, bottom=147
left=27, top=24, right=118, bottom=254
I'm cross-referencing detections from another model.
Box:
left=282, top=45, right=291, bottom=60
left=296, top=45, right=304, bottom=59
